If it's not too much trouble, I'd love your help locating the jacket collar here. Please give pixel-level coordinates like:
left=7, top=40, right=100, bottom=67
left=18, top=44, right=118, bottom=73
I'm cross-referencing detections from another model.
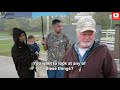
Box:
left=71, top=40, right=102, bottom=61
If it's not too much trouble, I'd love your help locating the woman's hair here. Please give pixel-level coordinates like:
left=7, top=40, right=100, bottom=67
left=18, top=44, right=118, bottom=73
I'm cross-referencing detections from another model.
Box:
left=13, top=27, right=27, bottom=45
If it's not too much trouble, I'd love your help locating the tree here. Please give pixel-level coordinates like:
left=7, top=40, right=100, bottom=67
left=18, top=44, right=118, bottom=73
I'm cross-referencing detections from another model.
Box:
left=4, top=19, right=20, bottom=35
left=0, top=19, right=6, bottom=31
left=30, top=17, right=47, bottom=33
left=93, top=12, right=111, bottom=29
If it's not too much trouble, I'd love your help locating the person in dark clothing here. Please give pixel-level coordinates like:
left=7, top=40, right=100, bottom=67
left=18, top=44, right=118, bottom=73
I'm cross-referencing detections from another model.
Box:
left=11, top=28, right=38, bottom=78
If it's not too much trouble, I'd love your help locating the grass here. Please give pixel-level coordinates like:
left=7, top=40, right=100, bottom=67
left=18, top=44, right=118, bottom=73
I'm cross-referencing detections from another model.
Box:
left=0, top=31, right=46, bottom=56
left=0, top=40, right=13, bottom=56
left=0, top=39, right=46, bottom=56
left=0, top=31, right=112, bottom=56
left=0, top=32, right=11, bottom=36
left=0, top=31, right=46, bottom=36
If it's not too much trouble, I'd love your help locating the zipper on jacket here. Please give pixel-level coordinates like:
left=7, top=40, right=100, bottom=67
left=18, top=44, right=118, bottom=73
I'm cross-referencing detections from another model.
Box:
left=72, top=45, right=105, bottom=72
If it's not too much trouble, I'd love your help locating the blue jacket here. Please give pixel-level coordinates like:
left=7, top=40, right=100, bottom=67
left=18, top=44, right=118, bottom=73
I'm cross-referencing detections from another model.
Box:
left=28, top=42, right=40, bottom=55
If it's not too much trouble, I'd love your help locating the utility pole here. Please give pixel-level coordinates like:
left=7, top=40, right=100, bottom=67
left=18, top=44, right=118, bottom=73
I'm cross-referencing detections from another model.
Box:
left=46, top=16, right=49, bottom=34
left=109, top=14, right=112, bottom=29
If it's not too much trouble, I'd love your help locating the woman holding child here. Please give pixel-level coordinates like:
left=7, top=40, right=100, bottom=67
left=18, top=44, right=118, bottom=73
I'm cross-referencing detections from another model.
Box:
left=11, top=28, right=39, bottom=78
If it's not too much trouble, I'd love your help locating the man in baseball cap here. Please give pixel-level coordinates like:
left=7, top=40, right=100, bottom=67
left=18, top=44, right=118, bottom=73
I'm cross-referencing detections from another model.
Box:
left=64, top=17, right=118, bottom=78
left=76, top=17, right=96, bottom=33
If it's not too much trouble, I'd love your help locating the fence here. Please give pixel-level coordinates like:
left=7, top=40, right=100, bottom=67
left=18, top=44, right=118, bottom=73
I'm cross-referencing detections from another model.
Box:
left=100, top=29, right=115, bottom=50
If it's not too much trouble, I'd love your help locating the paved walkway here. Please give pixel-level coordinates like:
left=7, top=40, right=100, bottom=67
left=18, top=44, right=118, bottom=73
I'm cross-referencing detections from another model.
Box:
left=0, top=53, right=48, bottom=78
left=0, top=56, right=19, bottom=78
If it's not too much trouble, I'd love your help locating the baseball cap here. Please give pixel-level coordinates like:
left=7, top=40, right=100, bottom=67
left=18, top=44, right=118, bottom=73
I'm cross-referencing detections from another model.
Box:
left=76, top=17, right=96, bottom=33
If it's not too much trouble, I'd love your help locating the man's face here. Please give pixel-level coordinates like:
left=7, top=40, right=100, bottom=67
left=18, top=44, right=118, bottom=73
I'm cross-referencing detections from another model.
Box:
left=53, top=22, right=63, bottom=34
left=19, top=33, right=25, bottom=42
left=28, top=38, right=35, bottom=45
left=77, top=30, right=95, bottom=48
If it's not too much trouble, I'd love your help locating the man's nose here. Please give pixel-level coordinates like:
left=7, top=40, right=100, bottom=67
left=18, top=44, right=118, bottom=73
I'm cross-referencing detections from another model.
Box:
left=85, top=35, right=90, bottom=40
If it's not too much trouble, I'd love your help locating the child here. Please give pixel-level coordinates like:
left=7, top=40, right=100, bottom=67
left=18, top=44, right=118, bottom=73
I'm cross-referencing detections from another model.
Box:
left=27, top=35, right=40, bottom=71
